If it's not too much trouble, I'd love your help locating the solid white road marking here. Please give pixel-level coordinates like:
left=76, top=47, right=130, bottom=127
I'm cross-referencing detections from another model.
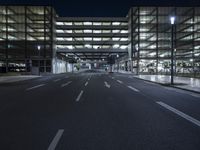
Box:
left=54, top=79, right=61, bottom=82
left=26, top=84, right=45, bottom=91
left=157, top=101, right=200, bottom=127
left=117, top=80, right=123, bottom=84
left=48, top=129, right=64, bottom=150
left=61, top=81, right=72, bottom=87
left=104, top=81, right=111, bottom=88
left=76, top=90, right=84, bottom=102
left=127, top=86, right=140, bottom=92
left=85, top=81, right=88, bottom=87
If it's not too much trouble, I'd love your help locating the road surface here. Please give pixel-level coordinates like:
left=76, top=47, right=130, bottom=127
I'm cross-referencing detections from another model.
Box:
left=0, top=70, right=200, bottom=150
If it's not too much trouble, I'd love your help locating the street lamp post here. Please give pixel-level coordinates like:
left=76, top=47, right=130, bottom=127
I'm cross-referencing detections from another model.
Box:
left=170, top=16, right=175, bottom=85
left=37, top=45, right=41, bottom=76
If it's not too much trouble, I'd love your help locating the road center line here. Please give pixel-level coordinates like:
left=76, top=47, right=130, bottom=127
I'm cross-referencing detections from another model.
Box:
left=156, top=101, right=200, bottom=127
left=54, top=79, right=61, bottom=82
left=85, top=81, right=88, bottom=87
left=127, top=86, right=140, bottom=92
left=117, top=80, right=123, bottom=84
left=26, top=84, right=45, bottom=91
left=104, top=81, right=111, bottom=88
left=48, top=129, right=64, bottom=150
left=76, top=90, right=84, bottom=102
left=61, top=81, right=72, bottom=87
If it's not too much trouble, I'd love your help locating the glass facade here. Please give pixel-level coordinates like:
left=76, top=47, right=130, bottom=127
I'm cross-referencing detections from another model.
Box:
left=128, top=7, right=200, bottom=77
left=0, top=6, right=55, bottom=73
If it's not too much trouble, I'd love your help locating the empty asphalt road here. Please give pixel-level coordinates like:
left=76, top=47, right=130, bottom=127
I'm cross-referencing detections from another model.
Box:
left=0, top=70, right=200, bottom=150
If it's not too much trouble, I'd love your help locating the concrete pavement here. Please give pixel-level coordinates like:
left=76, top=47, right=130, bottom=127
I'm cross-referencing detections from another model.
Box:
left=0, top=70, right=200, bottom=150
left=0, top=75, right=40, bottom=83
left=134, top=75, right=200, bottom=93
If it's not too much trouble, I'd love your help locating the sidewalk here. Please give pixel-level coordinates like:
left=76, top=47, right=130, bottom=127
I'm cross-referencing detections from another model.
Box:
left=0, top=75, right=40, bottom=83
left=134, top=75, right=200, bottom=93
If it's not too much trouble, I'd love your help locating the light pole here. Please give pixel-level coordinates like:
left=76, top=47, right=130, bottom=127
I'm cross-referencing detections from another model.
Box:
left=116, top=54, right=119, bottom=72
left=170, top=16, right=175, bottom=85
left=37, top=45, right=41, bottom=76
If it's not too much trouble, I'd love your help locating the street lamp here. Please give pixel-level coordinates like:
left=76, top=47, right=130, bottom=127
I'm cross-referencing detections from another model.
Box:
left=37, top=45, right=41, bottom=76
left=170, top=16, right=175, bottom=84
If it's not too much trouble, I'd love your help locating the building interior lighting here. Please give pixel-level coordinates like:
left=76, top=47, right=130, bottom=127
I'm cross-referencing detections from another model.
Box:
left=120, top=45, right=127, bottom=49
left=85, top=44, right=92, bottom=48
left=113, top=44, right=120, bottom=48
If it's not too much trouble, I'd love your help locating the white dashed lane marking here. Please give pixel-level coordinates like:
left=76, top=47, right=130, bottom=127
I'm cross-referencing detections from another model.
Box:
left=104, top=81, right=111, bottom=88
left=26, top=84, right=45, bottom=91
left=48, top=129, right=64, bottom=150
left=85, top=81, right=88, bottom=87
left=116, top=80, right=123, bottom=84
left=61, top=81, right=72, bottom=87
left=76, top=90, right=84, bottom=102
left=157, top=101, right=200, bottom=127
left=127, top=86, right=140, bottom=92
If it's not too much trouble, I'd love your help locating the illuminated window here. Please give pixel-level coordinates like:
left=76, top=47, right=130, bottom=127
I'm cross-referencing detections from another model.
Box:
left=56, top=22, right=64, bottom=25
left=66, top=38, right=73, bottom=41
left=83, top=22, right=92, bottom=25
left=112, top=30, right=120, bottom=33
left=121, top=30, right=128, bottom=33
left=75, top=45, right=84, bottom=49
left=93, top=30, right=101, bottom=33
left=93, top=22, right=101, bottom=25
left=84, top=37, right=92, bottom=41
left=74, top=30, right=83, bottom=33
left=85, top=44, right=92, bottom=48
left=93, top=38, right=101, bottom=41
left=75, top=38, right=83, bottom=41
left=120, top=45, right=128, bottom=49
left=102, top=22, right=111, bottom=26
left=65, top=30, right=73, bottom=33
left=112, top=38, right=120, bottom=41
left=56, top=38, right=64, bottom=41
left=64, top=22, right=73, bottom=25
left=120, top=38, right=128, bottom=41
left=103, top=38, right=110, bottom=41
left=103, top=30, right=111, bottom=33
left=84, top=30, right=92, bottom=33
left=67, top=45, right=74, bottom=49
left=74, top=22, right=83, bottom=25
left=113, top=44, right=120, bottom=48
left=112, top=22, right=120, bottom=25
left=93, top=45, right=101, bottom=49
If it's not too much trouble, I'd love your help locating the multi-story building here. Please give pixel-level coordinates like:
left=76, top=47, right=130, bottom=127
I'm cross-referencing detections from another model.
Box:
left=127, top=7, right=200, bottom=77
left=0, top=6, right=199, bottom=77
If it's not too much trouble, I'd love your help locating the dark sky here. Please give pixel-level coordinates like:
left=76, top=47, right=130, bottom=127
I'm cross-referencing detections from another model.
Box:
left=1, top=0, right=200, bottom=17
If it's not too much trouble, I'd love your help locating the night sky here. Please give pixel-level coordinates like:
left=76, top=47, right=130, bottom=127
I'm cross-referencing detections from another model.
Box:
left=0, top=0, right=200, bottom=17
